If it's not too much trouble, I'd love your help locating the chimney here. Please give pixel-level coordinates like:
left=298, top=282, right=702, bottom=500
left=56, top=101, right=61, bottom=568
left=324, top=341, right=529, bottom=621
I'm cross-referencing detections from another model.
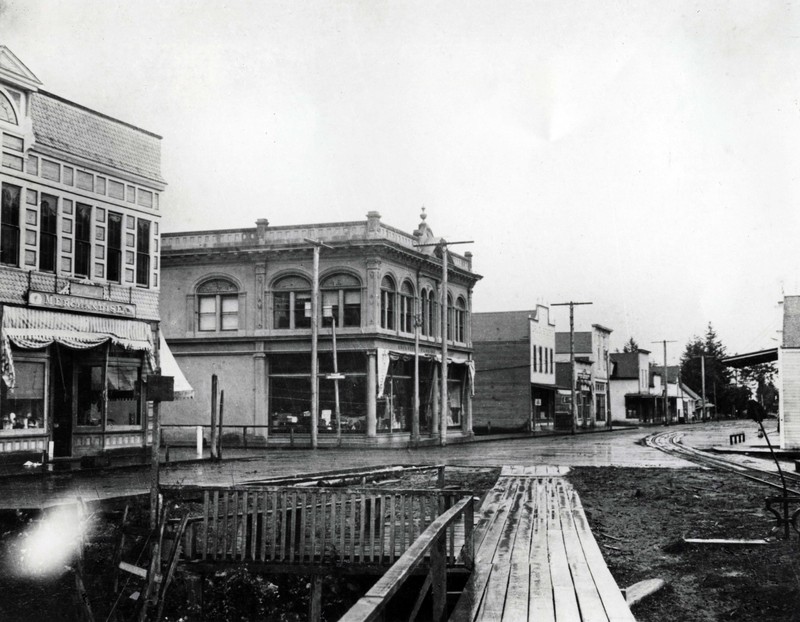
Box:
left=256, top=219, right=269, bottom=240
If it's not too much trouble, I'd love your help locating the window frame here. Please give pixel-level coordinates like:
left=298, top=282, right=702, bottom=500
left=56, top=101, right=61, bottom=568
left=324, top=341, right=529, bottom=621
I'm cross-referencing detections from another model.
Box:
left=74, top=202, right=92, bottom=278
left=380, top=275, right=396, bottom=330
left=272, top=276, right=312, bottom=330
left=1, top=182, right=20, bottom=267
left=136, top=218, right=150, bottom=287
left=39, top=193, right=58, bottom=273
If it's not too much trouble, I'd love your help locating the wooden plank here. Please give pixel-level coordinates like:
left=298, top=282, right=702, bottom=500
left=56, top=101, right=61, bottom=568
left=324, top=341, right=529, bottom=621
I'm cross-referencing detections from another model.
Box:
left=309, top=491, right=318, bottom=562
left=567, top=488, right=636, bottom=622
left=289, top=490, right=298, bottom=563
left=349, top=493, right=357, bottom=562
left=339, top=493, right=346, bottom=562
left=269, top=490, right=277, bottom=561
left=547, top=482, right=581, bottom=622
left=558, top=486, right=607, bottom=622
left=281, top=491, right=289, bottom=562
left=359, top=492, right=367, bottom=562
left=249, top=491, right=257, bottom=561
left=399, top=494, right=406, bottom=555
left=500, top=561, right=530, bottom=622
left=221, top=492, right=230, bottom=560
left=368, top=495, right=376, bottom=563
left=319, top=491, right=327, bottom=562
left=388, top=495, right=396, bottom=564
left=240, top=491, right=248, bottom=561
left=229, top=491, right=238, bottom=559
left=202, top=491, right=209, bottom=560
left=211, top=490, right=219, bottom=560
left=474, top=478, right=521, bottom=565
left=378, top=495, right=386, bottom=563
left=299, top=491, right=308, bottom=561
left=529, top=512, right=555, bottom=621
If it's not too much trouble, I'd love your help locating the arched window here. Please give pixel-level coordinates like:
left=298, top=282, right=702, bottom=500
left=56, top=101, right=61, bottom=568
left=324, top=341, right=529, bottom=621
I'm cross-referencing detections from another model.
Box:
left=399, top=280, right=415, bottom=334
left=321, top=273, right=362, bottom=327
left=0, top=91, right=18, bottom=125
left=420, top=289, right=431, bottom=337
left=455, top=296, right=467, bottom=343
left=273, top=275, right=311, bottom=329
left=446, top=293, right=454, bottom=341
left=380, top=275, right=396, bottom=330
left=197, top=278, right=239, bottom=331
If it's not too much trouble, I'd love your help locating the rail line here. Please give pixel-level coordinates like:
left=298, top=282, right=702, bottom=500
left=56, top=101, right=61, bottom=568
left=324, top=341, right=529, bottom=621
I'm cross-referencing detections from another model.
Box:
left=645, top=430, right=800, bottom=496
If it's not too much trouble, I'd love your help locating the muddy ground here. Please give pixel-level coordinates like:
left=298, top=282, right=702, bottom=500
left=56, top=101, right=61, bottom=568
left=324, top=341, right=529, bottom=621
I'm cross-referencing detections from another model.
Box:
left=2, top=464, right=799, bottom=621
left=569, top=466, right=800, bottom=622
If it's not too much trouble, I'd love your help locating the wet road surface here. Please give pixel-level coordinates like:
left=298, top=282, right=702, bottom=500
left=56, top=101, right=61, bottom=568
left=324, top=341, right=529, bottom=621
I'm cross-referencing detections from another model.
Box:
left=0, top=424, right=732, bottom=510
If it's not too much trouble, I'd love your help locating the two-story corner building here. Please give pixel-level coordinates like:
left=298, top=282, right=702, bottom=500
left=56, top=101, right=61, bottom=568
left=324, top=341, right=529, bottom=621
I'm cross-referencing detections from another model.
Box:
left=555, top=324, right=612, bottom=428
left=159, top=211, right=481, bottom=447
left=0, top=47, right=166, bottom=461
left=471, top=306, right=556, bottom=433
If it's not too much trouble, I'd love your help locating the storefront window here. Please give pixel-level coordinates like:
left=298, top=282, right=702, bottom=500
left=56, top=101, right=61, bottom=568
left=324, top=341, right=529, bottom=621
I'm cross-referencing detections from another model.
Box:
left=1, top=361, right=45, bottom=432
left=107, top=364, right=141, bottom=427
left=378, top=358, right=413, bottom=433
left=77, top=364, right=103, bottom=427
left=447, top=366, right=465, bottom=427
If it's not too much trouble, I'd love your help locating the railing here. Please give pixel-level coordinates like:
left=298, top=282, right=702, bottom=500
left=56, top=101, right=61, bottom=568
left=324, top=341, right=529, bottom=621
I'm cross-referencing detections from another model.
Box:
left=339, top=496, right=474, bottom=622
left=161, top=485, right=474, bottom=568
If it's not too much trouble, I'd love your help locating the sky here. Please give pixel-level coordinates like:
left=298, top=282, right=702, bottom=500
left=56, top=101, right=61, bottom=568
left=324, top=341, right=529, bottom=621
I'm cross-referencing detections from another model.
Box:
left=1, top=0, right=797, bottom=363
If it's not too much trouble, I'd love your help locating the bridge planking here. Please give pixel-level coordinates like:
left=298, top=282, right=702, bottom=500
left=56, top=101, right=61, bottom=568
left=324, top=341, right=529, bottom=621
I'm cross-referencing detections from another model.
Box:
left=449, top=467, right=636, bottom=622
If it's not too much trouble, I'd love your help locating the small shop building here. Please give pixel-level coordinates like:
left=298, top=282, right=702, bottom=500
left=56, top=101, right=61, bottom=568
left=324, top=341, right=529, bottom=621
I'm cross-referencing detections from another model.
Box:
left=0, top=47, right=170, bottom=461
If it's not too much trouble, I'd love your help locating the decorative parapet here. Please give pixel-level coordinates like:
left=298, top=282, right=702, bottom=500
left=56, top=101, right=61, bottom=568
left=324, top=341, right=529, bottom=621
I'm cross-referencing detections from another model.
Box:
left=162, top=217, right=473, bottom=270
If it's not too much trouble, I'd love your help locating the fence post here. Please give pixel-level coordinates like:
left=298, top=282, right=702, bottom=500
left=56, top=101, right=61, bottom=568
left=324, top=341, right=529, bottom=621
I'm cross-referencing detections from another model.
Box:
left=464, top=500, right=475, bottom=570
left=431, top=531, right=447, bottom=622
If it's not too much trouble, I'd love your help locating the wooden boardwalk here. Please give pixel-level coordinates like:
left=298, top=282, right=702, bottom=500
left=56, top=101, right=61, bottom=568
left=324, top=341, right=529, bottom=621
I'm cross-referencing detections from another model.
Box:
left=449, top=466, right=636, bottom=622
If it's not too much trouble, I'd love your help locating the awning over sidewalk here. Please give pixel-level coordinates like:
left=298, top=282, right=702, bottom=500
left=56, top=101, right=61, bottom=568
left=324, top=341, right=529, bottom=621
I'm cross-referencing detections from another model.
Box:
left=1, top=305, right=155, bottom=387
left=159, top=335, right=194, bottom=399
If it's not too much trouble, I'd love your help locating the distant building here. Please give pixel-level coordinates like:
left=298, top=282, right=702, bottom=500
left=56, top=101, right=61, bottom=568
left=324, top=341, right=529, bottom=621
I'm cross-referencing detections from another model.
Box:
left=160, top=211, right=481, bottom=446
left=0, top=46, right=167, bottom=461
left=555, top=324, right=612, bottom=428
left=608, top=350, right=651, bottom=423
left=472, top=306, right=556, bottom=433
left=780, top=296, right=800, bottom=448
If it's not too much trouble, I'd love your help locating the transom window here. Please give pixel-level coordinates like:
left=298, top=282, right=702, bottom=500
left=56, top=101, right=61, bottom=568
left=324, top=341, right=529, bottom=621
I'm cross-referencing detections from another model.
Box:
left=197, top=278, right=239, bottom=331
left=321, top=273, right=362, bottom=327
left=273, top=275, right=311, bottom=329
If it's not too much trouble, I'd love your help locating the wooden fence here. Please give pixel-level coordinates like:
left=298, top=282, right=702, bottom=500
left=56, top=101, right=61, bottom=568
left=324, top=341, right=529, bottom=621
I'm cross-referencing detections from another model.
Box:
left=161, top=485, right=475, bottom=568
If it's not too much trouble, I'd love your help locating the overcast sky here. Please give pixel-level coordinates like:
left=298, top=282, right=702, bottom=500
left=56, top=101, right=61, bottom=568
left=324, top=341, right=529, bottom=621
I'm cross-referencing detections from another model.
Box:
left=2, top=0, right=797, bottom=362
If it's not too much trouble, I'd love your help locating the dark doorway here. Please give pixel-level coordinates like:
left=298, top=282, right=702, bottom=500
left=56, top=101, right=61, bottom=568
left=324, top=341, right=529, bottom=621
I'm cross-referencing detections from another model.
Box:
left=52, top=346, right=73, bottom=457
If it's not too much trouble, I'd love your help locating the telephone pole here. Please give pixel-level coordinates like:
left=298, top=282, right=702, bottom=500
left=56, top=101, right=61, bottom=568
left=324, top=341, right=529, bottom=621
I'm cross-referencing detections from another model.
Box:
left=304, top=238, right=332, bottom=449
left=415, top=236, right=473, bottom=447
left=552, top=301, right=592, bottom=434
left=652, top=340, right=676, bottom=425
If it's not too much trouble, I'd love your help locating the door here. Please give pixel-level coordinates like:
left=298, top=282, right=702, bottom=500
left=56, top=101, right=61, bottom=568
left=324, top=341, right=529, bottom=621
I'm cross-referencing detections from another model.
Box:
left=52, top=348, right=73, bottom=457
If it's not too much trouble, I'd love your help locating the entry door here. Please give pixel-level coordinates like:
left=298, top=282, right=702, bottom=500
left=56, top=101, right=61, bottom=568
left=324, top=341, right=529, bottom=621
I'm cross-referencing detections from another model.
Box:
left=52, top=350, right=73, bottom=457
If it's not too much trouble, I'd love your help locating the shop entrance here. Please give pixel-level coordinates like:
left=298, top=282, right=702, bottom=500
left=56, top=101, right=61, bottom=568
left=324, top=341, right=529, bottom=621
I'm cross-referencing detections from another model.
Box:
left=52, top=346, right=73, bottom=458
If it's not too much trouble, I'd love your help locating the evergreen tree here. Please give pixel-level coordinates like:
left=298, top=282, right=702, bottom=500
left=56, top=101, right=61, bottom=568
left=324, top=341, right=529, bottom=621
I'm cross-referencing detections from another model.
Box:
left=679, top=323, right=740, bottom=417
left=622, top=337, right=639, bottom=353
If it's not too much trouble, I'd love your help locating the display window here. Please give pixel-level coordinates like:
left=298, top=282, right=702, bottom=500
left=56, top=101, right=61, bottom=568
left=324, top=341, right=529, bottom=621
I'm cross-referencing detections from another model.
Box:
left=0, top=357, right=47, bottom=433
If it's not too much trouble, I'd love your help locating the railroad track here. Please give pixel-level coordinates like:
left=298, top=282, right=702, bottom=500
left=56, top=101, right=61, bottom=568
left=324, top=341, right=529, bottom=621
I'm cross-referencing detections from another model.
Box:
left=645, top=429, right=800, bottom=496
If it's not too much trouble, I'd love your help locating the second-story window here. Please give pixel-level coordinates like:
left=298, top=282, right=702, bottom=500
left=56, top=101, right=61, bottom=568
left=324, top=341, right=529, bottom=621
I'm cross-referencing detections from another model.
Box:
left=380, top=275, right=396, bottom=330
left=446, top=293, right=454, bottom=341
left=1, top=183, right=20, bottom=266
left=136, top=219, right=150, bottom=287
left=273, top=275, right=311, bottom=329
left=75, top=203, right=91, bottom=277
left=399, top=281, right=414, bottom=333
left=321, top=273, right=362, bottom=327
left=107, top=212, right=122, bottom=282
left=197, top=278, right=239, bottom=331
left=39, top=194, right=57, bottom=272
left=455, top=296, right=466, bottom=342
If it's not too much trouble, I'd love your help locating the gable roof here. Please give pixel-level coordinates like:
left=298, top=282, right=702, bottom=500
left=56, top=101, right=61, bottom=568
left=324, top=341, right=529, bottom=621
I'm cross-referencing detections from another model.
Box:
left=610, top=352, right=641, bottom=379
left=30, top=91, right=164, bottom=185
left=0, top=46, right=42, bottom=91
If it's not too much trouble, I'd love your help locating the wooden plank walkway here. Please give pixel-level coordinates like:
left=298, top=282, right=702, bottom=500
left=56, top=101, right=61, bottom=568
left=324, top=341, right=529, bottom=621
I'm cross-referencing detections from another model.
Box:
left=450, top=466, right=636, bottom=622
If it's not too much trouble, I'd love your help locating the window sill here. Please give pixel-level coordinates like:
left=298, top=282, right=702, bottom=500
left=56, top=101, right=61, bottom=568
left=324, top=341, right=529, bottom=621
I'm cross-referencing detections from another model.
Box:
left=0, top=429, right=47, bottom=436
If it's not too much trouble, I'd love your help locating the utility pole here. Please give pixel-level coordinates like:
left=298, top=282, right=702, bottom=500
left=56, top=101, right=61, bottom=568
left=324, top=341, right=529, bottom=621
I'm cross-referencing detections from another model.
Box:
left=305, top=238, right=332, bottom=449
left=552, top=301, right=592, bottom=434
left=414, top=236, right=473, bottom=447
left=652, top=340, right=676, bottom=425
left=690, top=354, right=707, bottom=422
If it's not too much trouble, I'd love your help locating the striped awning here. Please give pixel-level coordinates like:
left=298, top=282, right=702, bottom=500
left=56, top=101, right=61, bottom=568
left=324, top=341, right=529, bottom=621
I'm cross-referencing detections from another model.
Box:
left=1, top=305, right=155, bottom=387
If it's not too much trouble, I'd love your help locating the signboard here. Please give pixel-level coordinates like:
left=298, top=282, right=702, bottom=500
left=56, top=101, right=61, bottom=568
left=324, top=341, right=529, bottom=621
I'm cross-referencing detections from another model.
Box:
left=28, top=290, right=136, bottom=318
left=146, top=375, right=175, bottom=402
left=534, top=398, right=542, bottom=406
